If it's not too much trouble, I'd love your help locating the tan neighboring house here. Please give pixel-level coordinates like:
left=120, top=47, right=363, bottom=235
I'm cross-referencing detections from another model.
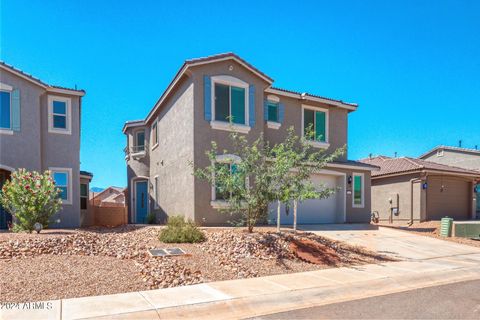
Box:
left=123, top=53, right=378, bottom=225
left=419, top=146, right=480, bottom=217
left=90, top=186, right=126, bottom=207
left=360, top=156, right=480, bottom=223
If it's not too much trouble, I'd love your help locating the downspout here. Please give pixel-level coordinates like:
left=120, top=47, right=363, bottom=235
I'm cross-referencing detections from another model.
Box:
left=409, top=175, right=424, bottom=226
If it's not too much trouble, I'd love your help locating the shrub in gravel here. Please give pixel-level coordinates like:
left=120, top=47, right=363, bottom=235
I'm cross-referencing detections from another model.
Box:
left=0, top=169, right=62, bottom=233
left=159, top=216, right=205, bottom=243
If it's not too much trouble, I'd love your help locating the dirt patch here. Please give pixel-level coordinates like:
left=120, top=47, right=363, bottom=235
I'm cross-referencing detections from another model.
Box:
left=290, top=239, right=340, bottom=265
left=0, top=226, right=395, bottom=303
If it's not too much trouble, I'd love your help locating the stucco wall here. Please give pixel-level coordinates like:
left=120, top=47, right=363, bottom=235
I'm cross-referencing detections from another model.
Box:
left=0, top=69, right=82, bottom=228
left=0, top=70, right=43, bottom=171
left=190, top=60, right=270, bottom=225
left=264, top=95, right=348, bottom=161
left=370, top=173, right=423, bottom=222
left=422, top=150, right=480, bottom=171
left=148, top=77, right=195, bottom=223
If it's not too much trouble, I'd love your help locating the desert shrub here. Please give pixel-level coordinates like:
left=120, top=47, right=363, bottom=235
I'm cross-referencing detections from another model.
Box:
left=147, top=212, right=156, bottom=224
left=0, top=169, right=62, bottom=233
left=159, top=216, right=205, bottom=243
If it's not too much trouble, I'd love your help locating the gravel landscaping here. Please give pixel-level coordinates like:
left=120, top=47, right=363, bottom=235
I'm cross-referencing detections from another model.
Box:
left=0, top=226, right=395, bottom=303
left=378, top=221, right=480, bottom=248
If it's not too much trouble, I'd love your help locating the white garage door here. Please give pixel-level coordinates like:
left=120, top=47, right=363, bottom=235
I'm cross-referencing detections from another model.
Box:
left=269, top=173, right=345, bottom=224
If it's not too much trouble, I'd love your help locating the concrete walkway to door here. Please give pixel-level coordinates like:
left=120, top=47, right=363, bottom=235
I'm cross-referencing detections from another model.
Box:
left=299, top=224, right=480, bottom=260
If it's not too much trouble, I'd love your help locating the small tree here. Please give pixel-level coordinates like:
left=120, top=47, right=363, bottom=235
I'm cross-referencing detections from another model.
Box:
left=193, top=126, right=344, bottom=233
left=193, top=132, right=276, bottom=233
left=270, top=127, right=345, bottom=232
left=0, top=169, right=62, bottom=232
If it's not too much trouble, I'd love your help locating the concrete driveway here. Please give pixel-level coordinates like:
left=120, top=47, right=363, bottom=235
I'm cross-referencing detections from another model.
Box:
left=299, top=224, right=480, bottom=260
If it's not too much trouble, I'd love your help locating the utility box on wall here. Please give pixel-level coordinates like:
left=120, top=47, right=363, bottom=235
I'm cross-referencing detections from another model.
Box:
left=389, top=193, right=400, bottom=222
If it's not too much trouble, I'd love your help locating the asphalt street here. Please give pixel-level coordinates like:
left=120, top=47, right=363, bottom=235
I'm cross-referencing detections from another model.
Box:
left=253, top=279, right=480, bottom=319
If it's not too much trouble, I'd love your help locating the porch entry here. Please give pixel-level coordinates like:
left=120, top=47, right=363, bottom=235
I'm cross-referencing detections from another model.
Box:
left=135, top=180, right=148, bottom=224
left=0, top=169, right=12, bottom=229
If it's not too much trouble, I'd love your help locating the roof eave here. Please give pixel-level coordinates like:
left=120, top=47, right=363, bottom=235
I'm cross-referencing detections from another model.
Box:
left=265, top=87, right=358, bottom=111
left=0, top=62, right=85, bottom=96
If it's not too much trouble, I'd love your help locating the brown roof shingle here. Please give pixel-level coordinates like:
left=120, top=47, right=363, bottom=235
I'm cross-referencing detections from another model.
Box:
left=360, top=156, right=480, bottom=178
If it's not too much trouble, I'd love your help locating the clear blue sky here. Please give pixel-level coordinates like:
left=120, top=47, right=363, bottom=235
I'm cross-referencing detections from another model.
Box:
left=2, top=0, right=479, bottom=188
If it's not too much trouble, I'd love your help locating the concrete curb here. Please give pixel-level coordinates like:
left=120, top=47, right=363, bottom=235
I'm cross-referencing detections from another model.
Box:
left=2, top=253, right=480, bottom=320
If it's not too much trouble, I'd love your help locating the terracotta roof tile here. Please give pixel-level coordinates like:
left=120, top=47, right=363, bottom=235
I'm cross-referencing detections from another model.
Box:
left=360, top=156, right=480, bottom=177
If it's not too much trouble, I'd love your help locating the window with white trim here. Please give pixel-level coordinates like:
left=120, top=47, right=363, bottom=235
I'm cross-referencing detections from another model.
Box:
left=48, top=96, right=71, bottom=134
left=302, top=105, right=328, bottom=144
left=211, top=76, right=249, bottom=131
left=0, top=90, right=11, bottom=129
left=352, top=173, right=364, bottom=208
left=51, top=168, right=72, bottom=204
left=212, top=154, right=243, bottom=203
left=134, top=130, right=145, bottom=152
left=266, top=101, right=279, bottom=122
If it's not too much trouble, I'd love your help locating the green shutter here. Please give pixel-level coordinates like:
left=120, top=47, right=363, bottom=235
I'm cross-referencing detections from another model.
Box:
left=315, top=111, right=326, bottom=142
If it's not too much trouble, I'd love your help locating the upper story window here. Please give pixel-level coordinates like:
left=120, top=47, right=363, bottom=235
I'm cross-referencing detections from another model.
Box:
left=151, top=122, right=158, bottom=148
left=352, top=173, right=364, bottom=208
left=267, top=101, right=279, bottom=122
left=0, top=90, right=11, bottom=130
left=302, top=105, right=329, bottom=148
left=51, top=168, right=72, bottom=205
left=208, top=75, right=251, bottom=134
left=48, top=95, right=72, bottom=135
left=135, top=130, right=145, bottom=152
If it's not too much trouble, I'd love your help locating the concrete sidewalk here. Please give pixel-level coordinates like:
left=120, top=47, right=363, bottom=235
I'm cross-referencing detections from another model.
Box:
left=3, top=252, right=480, bottom=320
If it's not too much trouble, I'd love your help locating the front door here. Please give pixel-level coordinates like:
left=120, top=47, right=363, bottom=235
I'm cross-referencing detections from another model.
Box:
left=135, top=181, right=148, bottom=224
left=0, top=170, right=12, bottom=229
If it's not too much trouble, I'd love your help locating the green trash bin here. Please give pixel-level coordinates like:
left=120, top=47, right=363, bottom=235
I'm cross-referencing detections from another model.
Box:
left=440, top=217, right=453, bottom=237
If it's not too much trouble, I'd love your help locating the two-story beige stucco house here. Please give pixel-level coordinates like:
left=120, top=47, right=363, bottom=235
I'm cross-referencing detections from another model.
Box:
left=123, top=53, right=377, bottom=226
left=0, top=62, right=93, bottom=229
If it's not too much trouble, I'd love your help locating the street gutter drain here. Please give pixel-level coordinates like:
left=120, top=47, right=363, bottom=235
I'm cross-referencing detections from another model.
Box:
left=148, top=248, right=186, bottom=257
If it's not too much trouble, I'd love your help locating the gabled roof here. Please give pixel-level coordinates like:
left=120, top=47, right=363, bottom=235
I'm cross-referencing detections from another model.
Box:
left=137, top=52, right=358, bottom=125
left=0, top=61, right=85, bottom=96
left=91, top=186, right=125, bottom=199
left=360, top=156, right=480, bottom=178
left=184, top=52, right=274, bottom=83
left=419, top=145, right=480, bottom=159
